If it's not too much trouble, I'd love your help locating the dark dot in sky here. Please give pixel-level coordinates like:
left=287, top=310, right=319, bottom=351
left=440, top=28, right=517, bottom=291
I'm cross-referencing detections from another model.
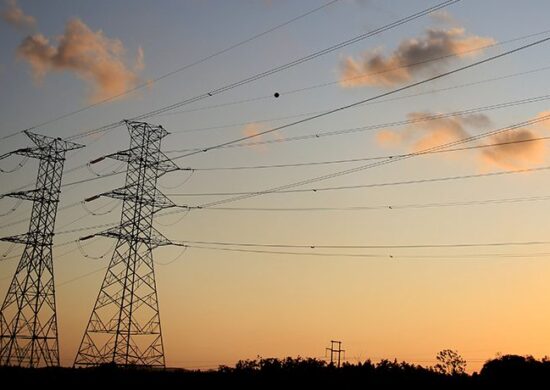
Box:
left=274, top=92, right=280, bottom=98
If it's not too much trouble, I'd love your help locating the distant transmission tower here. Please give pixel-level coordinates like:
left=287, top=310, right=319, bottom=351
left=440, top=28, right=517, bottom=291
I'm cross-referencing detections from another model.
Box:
left=326, top=340, right=345, bottom=367
left=0, top=131, right=83, bottom=367
left=74, top=120, right=178, bottom=367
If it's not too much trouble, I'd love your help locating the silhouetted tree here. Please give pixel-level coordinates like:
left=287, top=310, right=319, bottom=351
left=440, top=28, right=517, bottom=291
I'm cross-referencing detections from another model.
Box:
left=4, top=353, right=550, bottom=388
left=434, top=349, right=466, bottom=375
left=479, top=354, right=550, bottom=386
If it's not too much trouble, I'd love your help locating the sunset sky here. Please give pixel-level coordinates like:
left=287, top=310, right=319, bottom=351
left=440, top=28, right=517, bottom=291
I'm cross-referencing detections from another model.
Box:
left=1, top=0, right=550, bottom=371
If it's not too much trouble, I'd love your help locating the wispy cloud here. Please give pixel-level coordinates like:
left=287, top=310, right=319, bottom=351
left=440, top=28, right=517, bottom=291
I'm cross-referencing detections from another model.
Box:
left=135, top=46, right=145, bottom=72
left=377, top=113, right=489, bottom=152
left=340, top=27, right=495, bottom=87
left=377, top=111, right=549, bottom=170
left=481, top=129, right=546, bottom=170
left=1, top=0, right=35, bottom=32
left=430, top=9, right=457, bottom=25
left=16, top=18, right=143, bottom=102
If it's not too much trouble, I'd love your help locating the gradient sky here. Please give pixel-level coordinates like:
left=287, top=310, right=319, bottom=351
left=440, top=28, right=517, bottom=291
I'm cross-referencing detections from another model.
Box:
left=1, top=0, right=550, bottom=372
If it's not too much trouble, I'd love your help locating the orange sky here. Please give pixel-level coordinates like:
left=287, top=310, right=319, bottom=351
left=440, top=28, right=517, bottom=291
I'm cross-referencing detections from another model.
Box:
left=1, top=0, right=550, bottom=372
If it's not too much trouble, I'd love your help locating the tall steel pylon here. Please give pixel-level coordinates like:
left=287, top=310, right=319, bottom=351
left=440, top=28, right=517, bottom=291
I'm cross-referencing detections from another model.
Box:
left=0, top=131, right=83, bottom=367
left=74, top=120, right=178, bottom=367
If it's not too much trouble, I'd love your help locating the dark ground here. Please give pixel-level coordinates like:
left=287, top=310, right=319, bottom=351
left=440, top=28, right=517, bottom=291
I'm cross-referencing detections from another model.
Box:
left=2, top=354, right=550, bottom=388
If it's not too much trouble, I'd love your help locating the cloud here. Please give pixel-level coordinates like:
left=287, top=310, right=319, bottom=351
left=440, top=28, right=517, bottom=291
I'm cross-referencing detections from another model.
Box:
left=17, top=18, right=143, bottom=102
left=135, top=46, right=145, bottom=72
left=242, top=123, right=268, bottom=152
left=376, top=129, right=403, bottom=146
left=378, top=113, right=489, bottom=152
left=1, top=0, right=35, bottom=32
left=377, top=111, right=549, bottom=170
left=481, top=130, right=546, bottom=170
left=243, top=122, right=262, bottom=138
left=430, top=10, right=457, bottom=25
left=411, top=115, right=470, bottom=152
left=533, top=110, right=550, bottom=131
left=339, top=27, right=495, bottom=87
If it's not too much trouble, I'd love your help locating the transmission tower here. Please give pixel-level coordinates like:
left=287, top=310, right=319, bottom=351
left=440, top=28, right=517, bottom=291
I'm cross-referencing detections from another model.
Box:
left=326, top=340, right=345, bottom=367
left=0, top=131, right=83, bottom=367
left=74, top=120, right=178, bottom=367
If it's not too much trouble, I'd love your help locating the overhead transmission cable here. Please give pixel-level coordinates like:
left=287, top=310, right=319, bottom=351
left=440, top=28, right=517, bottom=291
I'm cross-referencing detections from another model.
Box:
left=6, top=62, right=550, bottom=196
left=172, top=245, right=550, bottom=259
left=51, top=90, right=550, bottom=191
left=167, top=81, right=550, bottom=135
left=6, top=87, right=550, bottom=200
left=196, top=113, right=550, bottom=208
left=166, top=93, right=550, bottom=153
left=171, top=239, right=550, bottom=250
left=161, top=34, right=550, bottom=165
left=3, top=91, right=550, bottom=216
left=181, top=136, right=550, bottom=171
left=181, top=194, right=550, bottom=212
left=29, top=90, right=550, bottom=202
left=44, top=248, right=550, bottom=290
left=0, top=0, right=341, bottom=141
left=62, top=0, right=459, bottom=142
left=166, top=165, right=550, bottom=197
left=160, top=30, right=550, bottom=122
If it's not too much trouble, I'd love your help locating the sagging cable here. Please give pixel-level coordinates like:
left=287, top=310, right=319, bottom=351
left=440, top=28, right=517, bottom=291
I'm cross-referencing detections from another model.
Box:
left=155, top=245, right=189, bottom=266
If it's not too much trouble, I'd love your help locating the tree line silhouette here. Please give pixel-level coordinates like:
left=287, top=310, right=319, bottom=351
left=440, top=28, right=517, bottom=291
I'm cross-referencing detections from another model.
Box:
left=1, top=353, right=549, bottom=388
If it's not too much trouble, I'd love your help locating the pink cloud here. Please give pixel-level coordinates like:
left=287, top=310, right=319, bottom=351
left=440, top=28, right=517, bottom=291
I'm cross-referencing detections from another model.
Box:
left=340, top=27, right=495, bottom=87
left=1, top=0, right=35, bottom=32
left=481, top=129, right=546, bottom=170
left=17, top=18, right=143, bottom=102
left=377, top=111, right=550, bottom=171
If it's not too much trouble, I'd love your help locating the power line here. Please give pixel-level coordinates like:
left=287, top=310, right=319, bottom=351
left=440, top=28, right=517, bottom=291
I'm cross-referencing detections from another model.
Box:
left=182, top=135, right=550, bottom=171
left=174, top=239, right=550, bottom=250
left=166, top=165, right=550, bottom=197
left=8, top=176, right=550, bottom=238
left=65, top=0, right=460, bottom=141
left=55, top=222, right=118, bottom=236
left=4, top=96, right=550, bottom=202
left=6, top=192, right=539, bottom=256
left=4, top=4, right=548, bottom=195
left=196, top=111, right=550, bottom=208
left=32, top=90, right=550, bottom=192
left=266, top=28, right=550, bottom=98
left=56, top=267, right=107, bottom=288
left=185, top=194, right=550, bottom=212
left=0, top=198, right=119, bottom=233
left=167, top=83, right=550, bottom=135
left=5, top=127, right=548, bottom=234
left=163, top=34, right=550, bottom=164
left=175, top=244, right=550, bottom=259
left=165, top=89, right=550, bottom=155
left=5, top=89, right=550, bottom=201
left=159, top=33, right=550, bottom=123
left=38, top=247, right=550, bottom=291
left=0, top=240, right=76, bottom=275
left=0, top=0, right=340, bottom=141
left=19, top=246, right=550, bottom=293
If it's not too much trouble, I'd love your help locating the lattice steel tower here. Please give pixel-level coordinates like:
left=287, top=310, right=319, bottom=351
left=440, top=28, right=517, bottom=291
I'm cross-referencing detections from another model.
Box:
left=0, top=131, right=83, bottom=367
left=74, top=120, right=177, bottom=367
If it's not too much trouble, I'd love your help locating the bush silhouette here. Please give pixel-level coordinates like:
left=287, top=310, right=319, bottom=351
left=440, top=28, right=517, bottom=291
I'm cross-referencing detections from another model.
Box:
left=1, top=353, right=549, bottom=388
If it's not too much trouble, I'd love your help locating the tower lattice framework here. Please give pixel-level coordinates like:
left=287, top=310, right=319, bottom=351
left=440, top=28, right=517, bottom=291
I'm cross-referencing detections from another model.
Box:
left=74, top=120, right=177, bottom=367
left=0, top=131, right=83, bottom=367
